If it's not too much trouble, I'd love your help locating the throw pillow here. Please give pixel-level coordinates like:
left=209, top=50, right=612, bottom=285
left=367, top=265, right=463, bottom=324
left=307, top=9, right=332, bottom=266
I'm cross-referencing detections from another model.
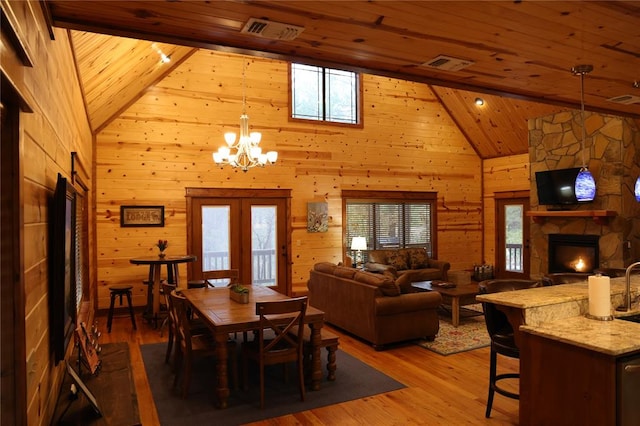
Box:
left=333, top=266, right=357, bottom=279
left=314, top=262, right=337, bottom=274
left=387, top=251, right=408, bottom=271
left=354, top=271, right=401, bottom=297
left=408, top=249, right=429, bottom=269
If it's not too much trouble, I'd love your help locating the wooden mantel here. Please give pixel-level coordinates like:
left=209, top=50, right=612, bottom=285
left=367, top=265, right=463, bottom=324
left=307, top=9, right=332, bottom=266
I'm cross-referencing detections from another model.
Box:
left=526, top=210, right=617, bottom=225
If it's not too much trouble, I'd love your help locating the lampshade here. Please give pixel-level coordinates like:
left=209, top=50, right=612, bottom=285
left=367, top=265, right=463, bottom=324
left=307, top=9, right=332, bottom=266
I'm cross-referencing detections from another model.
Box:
left=350, top=237, right=367, bottom=251
left=575, top=168, right=596, bottom=202
left=635, top=176, right=640, bottom=202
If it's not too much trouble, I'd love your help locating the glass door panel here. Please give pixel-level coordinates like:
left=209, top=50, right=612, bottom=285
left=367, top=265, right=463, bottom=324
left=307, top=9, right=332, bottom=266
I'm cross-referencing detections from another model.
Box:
left=251, top=205, right=277, bottom=286
left=504, top=204, right=524, bottom=273
left=202, top=206, right=230, bottom=270
left=496, top=196, right=530, bottom=279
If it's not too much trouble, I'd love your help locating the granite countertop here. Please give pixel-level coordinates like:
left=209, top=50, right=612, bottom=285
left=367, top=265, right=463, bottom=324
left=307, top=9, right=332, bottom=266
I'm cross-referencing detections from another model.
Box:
left=521, top=315, right=640, bottom=356
left=475, top=275, right=640, bottom=309
left=477, top=274, right=640, bottom=356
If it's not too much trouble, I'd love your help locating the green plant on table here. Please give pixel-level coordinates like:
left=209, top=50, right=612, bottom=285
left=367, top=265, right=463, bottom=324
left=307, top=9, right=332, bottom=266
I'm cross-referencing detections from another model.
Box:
left=229, top=284, right=249, bottom=294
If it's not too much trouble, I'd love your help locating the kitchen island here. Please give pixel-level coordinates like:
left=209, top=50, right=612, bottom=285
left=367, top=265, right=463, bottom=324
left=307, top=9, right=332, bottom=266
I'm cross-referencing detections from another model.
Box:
left=477, top=275, right=640, bottom=425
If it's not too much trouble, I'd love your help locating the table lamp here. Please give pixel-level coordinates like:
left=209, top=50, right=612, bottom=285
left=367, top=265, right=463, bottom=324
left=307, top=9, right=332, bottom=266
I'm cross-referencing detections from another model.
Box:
left=351, top=237, right=367, bottom=269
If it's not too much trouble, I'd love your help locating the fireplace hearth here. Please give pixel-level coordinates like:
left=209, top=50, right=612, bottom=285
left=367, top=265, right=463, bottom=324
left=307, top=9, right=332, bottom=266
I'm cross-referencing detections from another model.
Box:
left=548, top=234, right=599, bottom=273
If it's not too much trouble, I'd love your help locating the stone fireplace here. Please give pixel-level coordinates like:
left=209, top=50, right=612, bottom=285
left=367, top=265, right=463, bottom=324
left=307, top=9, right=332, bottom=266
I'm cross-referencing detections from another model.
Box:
left=528, top=111, right=640, bottom=278
left=548, top=234, right=599, bottom=273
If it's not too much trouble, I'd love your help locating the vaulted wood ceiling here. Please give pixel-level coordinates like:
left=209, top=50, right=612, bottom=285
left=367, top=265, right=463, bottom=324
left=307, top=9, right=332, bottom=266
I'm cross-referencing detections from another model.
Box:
left=43, top=0, right=640, bottom=159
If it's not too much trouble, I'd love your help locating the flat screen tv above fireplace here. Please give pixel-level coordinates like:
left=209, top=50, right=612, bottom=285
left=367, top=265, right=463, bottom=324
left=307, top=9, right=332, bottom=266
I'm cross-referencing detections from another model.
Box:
left=535, top=167, right=585, bottom=206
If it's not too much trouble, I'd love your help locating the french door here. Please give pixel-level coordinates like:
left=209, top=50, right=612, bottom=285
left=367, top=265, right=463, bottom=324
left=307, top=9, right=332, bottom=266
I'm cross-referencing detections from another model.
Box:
left=186, top=188, right=291, bottom=294
left=495, top=193, right=530, bottom=279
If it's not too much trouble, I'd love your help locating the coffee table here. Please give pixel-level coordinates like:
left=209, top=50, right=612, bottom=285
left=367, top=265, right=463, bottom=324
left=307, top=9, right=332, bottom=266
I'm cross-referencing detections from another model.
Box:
left=411, top=280, right=481, bottom=327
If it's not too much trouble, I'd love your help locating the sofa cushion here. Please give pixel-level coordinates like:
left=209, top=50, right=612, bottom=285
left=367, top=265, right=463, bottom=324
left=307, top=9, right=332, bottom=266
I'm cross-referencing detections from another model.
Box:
left=368, top=250, right=388, bottom=264
left=354, top=271, right=401, bottom=296
left=387, top=251, right=408, bottom=271
left=364, top=262, right=396, bottom=275
left=333, top=266, right=357, bottom=279
left=314, top=262, right=337, bottom=274
left=407, top=248, right=429, bottom=269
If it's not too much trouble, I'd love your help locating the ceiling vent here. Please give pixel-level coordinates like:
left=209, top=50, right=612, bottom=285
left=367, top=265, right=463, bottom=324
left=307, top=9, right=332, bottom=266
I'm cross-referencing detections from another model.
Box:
left=422, top=55, right=474, bottom=71
left=241, top=18, right=304, bottom=41
left=606, top=94, right=640, bottom=105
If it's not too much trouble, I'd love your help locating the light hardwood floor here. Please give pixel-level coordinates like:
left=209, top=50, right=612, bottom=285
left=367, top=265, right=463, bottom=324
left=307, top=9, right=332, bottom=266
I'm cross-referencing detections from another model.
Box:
left=100, top=311, right=519, bottom=425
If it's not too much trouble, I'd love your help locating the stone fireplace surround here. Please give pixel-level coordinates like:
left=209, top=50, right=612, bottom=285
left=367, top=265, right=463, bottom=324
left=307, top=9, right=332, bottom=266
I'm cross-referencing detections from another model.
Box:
left=528, top=111, right=640, bottom=279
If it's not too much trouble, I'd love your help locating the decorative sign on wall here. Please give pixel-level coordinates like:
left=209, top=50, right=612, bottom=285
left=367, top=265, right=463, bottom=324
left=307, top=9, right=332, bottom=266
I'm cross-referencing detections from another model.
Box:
left=307, top=202, right=328, bottom=233
left=120, top=205, right=164, bottom=227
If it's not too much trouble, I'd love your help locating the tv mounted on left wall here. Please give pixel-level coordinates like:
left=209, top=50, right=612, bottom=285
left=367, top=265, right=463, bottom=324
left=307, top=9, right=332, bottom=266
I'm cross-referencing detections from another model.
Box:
left=50, top=173, right=77, bottom=364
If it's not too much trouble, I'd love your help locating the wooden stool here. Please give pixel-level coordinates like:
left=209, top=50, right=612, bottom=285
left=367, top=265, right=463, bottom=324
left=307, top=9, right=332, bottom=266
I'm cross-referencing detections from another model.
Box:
left=292, top=326, right=339, bottom=381
left=107, top=285, right=137, bottom=333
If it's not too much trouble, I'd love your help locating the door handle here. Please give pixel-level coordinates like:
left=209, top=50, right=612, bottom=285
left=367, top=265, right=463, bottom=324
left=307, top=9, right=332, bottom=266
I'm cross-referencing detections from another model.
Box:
left=624, top=364, right=640, bottom=373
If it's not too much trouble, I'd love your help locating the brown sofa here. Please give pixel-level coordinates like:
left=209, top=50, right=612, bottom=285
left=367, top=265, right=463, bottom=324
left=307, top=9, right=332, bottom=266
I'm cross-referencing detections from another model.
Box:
left=366, top=247, right=450, bottom=283
left=307, top=262, right=442, bottom=350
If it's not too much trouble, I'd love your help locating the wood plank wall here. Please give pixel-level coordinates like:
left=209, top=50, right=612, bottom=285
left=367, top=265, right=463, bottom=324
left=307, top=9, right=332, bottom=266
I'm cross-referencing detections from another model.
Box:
left=2, top=1, right=95, bottom=424
left=95, top=50, right=484, bottom=306
left=482, top=154, right=531, bottom=266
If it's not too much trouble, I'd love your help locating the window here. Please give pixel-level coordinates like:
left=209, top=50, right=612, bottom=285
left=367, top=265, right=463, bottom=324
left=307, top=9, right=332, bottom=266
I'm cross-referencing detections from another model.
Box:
left=342, top=190, right=438, bottom=263
left=290, top=63, right=360, bottom=125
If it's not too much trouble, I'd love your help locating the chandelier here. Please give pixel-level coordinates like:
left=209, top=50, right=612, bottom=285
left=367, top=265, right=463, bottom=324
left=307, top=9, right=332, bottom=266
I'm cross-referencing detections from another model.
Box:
left=572, top=64, right=596, bottom=202
left=213, top=61, right=277, bottom=172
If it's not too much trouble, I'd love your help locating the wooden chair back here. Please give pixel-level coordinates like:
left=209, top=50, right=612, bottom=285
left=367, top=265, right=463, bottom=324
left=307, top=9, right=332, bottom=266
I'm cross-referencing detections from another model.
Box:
left=244, top=296, right=308, bottom=408
left=170, top=290, right=194, bottom=352
left=202, top=269, right=239, bottom=287
left=256, top=297, right=308, bottom=362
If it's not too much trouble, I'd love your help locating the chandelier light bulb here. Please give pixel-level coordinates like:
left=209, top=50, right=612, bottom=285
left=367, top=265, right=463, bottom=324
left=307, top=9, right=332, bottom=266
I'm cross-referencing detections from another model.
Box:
left=266, top=151, right=278, bottom=163
left=250, top=132, right=262, bottom=144
left=224, top=132, right=236, bottom=145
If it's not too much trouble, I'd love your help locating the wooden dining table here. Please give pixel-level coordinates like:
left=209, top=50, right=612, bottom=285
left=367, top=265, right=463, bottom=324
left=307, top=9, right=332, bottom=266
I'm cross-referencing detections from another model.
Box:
left=129, top=255, right=196, bottom=324
left=181, top=285, right=325, bottom=409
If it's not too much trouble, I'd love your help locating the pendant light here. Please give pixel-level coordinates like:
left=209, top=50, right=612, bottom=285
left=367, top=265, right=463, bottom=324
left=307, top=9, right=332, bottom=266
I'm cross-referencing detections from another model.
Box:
left=572, top=64, right=596, bottom=202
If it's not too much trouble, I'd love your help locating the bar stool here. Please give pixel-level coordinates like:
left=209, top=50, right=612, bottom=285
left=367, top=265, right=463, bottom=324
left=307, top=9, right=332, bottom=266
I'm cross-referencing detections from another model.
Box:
left=107, top=285, right=137, bottom=333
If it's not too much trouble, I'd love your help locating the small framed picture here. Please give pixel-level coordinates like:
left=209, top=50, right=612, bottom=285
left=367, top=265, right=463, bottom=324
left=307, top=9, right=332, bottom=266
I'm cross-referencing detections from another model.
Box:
left=307, top=202, right=328, bottom=233
left=120, top=205, right=164, bottom=227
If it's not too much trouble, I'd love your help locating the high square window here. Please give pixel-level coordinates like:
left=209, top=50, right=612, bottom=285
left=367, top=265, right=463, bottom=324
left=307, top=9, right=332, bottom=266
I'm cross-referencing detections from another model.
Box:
left=290, top=63, right=361, bottom=125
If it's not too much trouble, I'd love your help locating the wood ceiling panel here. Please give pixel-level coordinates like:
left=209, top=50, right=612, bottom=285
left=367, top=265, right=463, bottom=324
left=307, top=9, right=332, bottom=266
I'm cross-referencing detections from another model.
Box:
left=43, top=0, right=640, bottom=157
left=432, top=87, right=565, bottom=159
left=44, top=1, right=638, bottom=117
left=70, top=31, right=196, bottom=132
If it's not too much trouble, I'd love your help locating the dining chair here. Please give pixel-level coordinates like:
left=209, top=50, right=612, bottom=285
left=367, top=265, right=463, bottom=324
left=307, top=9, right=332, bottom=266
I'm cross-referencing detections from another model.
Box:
left=241, top=296, right=308, bottom=409
left=170, top=290, right=238, bottom=398
left=542, top=272, right=589, bottom=286
left=187, top=269, right=239, bottom=289
left=161, top=282, right=178, bottom=364
left=478, top=279, right=542, bottom=418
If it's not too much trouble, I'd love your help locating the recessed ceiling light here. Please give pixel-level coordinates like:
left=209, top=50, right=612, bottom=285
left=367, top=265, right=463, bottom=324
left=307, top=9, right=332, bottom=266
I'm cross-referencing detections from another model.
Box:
left=475, top=98, right=485, bottom=106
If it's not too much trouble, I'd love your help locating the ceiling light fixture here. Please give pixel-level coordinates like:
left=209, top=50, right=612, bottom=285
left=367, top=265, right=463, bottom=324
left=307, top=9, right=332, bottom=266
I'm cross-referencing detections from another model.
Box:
left=475, top=97, right=484, bottom=106
left=213, top=61, right=277, bottom=172
left=152, top=43, right=171, bottom=64
left=572, top=64, right=596, bottom=202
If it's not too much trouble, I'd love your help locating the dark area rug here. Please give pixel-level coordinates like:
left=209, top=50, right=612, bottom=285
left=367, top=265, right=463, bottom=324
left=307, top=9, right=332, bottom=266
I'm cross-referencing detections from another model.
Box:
left=140, top=342, right=405, bottom=425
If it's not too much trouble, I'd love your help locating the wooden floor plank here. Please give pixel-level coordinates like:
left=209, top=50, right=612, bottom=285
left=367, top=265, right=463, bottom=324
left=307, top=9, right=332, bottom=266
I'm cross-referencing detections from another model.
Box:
left=99, top=311, right=518, bottom=425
